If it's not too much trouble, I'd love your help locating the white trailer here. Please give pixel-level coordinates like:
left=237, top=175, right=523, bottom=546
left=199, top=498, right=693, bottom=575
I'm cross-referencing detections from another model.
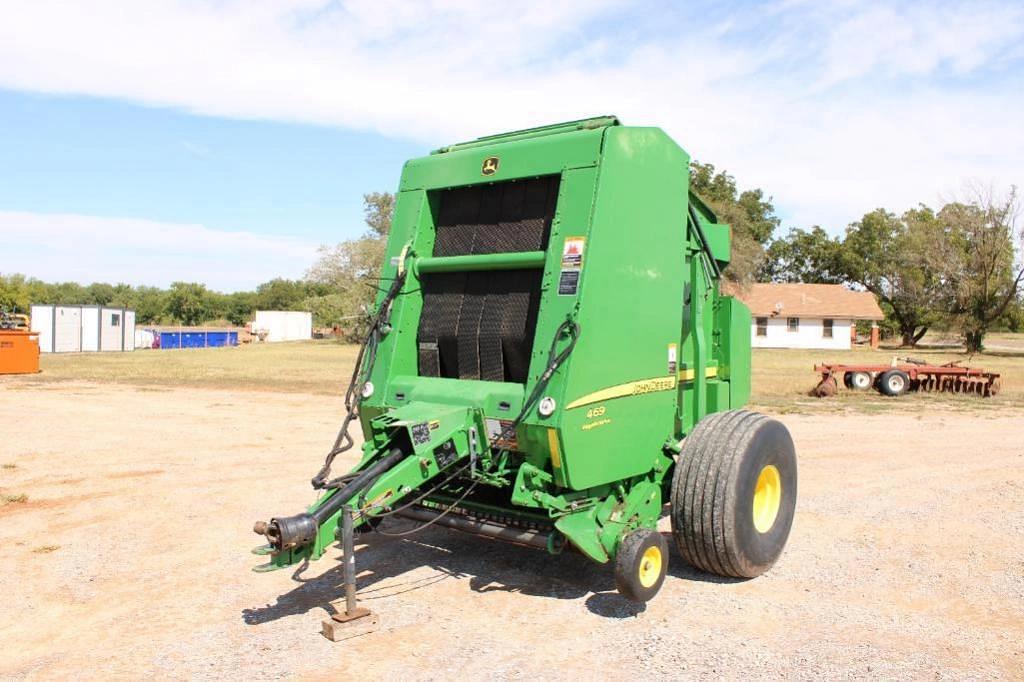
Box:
left=30, top=305, right=136, bottom=353
left=252, top=311, right=312, bottom=343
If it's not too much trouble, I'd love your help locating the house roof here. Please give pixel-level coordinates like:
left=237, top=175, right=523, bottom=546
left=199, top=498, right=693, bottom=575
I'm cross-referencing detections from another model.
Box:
left=726, top=283, right=884, bottom=320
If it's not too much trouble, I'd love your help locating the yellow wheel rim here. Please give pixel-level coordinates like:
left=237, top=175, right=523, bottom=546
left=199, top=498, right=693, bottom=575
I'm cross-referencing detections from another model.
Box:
left=638, top=545, right=662, bottom=588
left=752, top=465, right=782, bottom=533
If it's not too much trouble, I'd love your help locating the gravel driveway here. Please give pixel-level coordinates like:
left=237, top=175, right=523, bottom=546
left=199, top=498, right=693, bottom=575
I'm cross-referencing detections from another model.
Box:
left=1, top=382, right=1021, bottom=679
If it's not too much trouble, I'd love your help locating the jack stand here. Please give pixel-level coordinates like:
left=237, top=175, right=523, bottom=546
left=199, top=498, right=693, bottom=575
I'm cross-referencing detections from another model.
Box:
left=322, top=506, right=379, bottom=641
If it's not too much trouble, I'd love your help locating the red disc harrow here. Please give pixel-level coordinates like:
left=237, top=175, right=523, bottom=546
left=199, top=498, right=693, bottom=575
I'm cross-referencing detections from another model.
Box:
left=811, top=358, right=1001, bottom=398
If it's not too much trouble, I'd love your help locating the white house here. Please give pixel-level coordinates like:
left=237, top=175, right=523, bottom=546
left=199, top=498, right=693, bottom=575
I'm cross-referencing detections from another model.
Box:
left=730, top=283, right=883, bottom=350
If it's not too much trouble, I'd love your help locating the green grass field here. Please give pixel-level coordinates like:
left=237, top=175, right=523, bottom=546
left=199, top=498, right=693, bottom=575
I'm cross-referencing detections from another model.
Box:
left=34, top=341, right=360, bottom=394
left=23, top=336, right=1024, bottom=412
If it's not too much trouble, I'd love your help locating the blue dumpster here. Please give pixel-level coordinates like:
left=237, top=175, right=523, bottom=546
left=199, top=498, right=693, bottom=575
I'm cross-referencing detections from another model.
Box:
left=152, top=330, right=238, bottom=350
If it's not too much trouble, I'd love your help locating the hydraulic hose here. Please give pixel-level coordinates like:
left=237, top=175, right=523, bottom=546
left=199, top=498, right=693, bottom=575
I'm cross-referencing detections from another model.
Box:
left=312, top=247, right=411, bottom=490
left=495, top=317, right=580, bottom=448
left=311, top=447, right=406, bottom=525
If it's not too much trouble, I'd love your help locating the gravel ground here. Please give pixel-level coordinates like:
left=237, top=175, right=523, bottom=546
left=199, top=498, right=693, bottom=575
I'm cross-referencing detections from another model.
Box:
left=0, top=381, right=1022, bottom=679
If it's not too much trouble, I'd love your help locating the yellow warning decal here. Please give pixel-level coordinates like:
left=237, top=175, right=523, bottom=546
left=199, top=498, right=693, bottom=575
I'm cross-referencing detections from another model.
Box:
left=566, top=376, right=677, bottom=410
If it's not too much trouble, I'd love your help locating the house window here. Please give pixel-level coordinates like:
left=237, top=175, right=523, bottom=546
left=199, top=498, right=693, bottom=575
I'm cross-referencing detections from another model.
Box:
left=755, top=317, right=768, bottom=337
left=822, top=318, right=833, bottom=338
left=787, top=317, right=799, bottom=332
left=111, top=313, right=120, bottom=327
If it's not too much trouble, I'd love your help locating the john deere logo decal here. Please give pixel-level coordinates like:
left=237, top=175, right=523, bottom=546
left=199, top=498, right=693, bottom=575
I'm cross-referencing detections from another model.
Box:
left=482, top=156, right=499, bottom=175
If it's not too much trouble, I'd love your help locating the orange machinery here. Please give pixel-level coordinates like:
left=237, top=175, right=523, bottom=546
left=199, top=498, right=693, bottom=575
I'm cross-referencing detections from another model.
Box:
left=0, top=328, right=41, bottom=374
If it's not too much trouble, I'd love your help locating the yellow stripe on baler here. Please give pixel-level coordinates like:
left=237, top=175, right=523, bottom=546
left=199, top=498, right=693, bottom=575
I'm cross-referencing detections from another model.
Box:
left=566, top=376, right=677, bottom=410
left=678, top=366, right=718, bottom=381
left=565, top=367, right=718, bottom=410
left=547, top=428, right=562, bottom=469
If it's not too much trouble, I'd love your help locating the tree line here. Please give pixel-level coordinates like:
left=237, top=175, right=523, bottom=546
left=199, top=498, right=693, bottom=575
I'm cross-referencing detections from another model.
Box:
left=2, top=177, right=1020, bottom=350
left=0, top=274, right=331, bottom=327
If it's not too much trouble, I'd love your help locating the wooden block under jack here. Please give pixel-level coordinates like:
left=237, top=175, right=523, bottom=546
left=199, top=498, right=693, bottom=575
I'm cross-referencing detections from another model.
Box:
left=321, top=607, right=380, bottom=642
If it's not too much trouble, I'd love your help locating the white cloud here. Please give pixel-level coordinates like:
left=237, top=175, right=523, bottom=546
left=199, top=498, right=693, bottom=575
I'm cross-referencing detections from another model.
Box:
left=0, top=0, right=1021, bottom=233
left=0, top=211, right=319, bottom=291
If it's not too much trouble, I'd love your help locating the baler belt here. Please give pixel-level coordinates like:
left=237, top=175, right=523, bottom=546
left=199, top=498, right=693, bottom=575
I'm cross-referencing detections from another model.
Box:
left=456, top=274, right=488, bottom=379
left=419, top=175, right=556, bottom=383
left=417, top=271, right=465, bottom=377
left=433, top=175, right=559, bottom=256
left=418, top=269, right=541, bottom=383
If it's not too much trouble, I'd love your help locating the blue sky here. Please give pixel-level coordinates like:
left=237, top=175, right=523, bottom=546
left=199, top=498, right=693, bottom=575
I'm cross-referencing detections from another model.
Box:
left=1, top=0, right=1022, bottom=291
left=1, top=90, right=420, bottom=238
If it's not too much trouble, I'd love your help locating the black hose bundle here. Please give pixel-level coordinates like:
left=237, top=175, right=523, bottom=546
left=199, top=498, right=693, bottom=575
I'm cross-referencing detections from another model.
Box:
left=311, top=258, right=409, bottom=490
left=494, top=317, right=580, bottom=450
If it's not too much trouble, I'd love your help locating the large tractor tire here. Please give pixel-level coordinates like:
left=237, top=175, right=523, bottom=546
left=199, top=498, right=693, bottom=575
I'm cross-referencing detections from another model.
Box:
left=671, top=410, right=797, bottom=578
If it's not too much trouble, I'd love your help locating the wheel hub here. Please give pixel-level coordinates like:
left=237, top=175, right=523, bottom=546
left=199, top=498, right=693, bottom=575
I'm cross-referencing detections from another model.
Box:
left=752, top=465, right=782, bottom=533
left=638, top=545, right=662, bottom=588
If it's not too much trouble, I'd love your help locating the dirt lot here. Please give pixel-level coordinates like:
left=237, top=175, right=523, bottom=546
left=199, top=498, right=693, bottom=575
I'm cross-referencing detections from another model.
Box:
left=1, top=380, right=1023, bottom=679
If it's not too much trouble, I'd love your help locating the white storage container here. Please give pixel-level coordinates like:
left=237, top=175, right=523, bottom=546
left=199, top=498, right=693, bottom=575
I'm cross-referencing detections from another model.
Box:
left=30, top=304, right=136, bottom=353
left=252, top=311, right=312, bottom=343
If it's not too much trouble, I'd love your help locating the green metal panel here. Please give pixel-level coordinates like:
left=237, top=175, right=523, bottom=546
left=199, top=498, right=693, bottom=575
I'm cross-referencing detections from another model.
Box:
left=435, top=115, right=619, bottom=153
left=721, top=296, right=752, bottom=406
left=415, top=250, right=546, bottom=274
left=703, top=222, right=731, bottom=266
left=545, top=127, right=689, bottom=490
left=400, top=127, right=605, bottom=192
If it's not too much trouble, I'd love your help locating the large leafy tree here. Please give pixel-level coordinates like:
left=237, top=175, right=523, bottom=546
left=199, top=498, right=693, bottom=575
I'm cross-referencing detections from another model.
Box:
left=222, top=291, right=255, bottom=326
left=0, top=273, right=32, bottom=312
left=760, top=226, right=845, bottom=284
left=305, top=192, right=394, bottom=335
left=935, top=186, right=1023, bottom=352
left=84, top=282, right=115, bottom=306
left=840, top=208, right=946, bottom=346
left=254, top=278, right=309, bottom=311
left=165, top=282, right=208, bottom=326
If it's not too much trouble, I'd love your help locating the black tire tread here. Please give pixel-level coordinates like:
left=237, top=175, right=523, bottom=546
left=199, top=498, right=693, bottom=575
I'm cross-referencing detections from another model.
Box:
left=679, top=410, right=745, bottom=574
left=672, top=409, right=780, bottom=578
left=614, top=528, right=668, bottom=602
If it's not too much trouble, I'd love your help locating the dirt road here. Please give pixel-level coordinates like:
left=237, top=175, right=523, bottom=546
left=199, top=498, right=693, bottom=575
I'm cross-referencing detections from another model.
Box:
left=1, top=381, right=1022, bottom=679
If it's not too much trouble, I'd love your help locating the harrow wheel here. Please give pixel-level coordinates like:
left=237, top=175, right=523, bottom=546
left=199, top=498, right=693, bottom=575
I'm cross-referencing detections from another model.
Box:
left=877, top=369, right=910, bottom=397
left=671, top=410, right=797, bottom=579
left=846, top=371, right=872, bottom=390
